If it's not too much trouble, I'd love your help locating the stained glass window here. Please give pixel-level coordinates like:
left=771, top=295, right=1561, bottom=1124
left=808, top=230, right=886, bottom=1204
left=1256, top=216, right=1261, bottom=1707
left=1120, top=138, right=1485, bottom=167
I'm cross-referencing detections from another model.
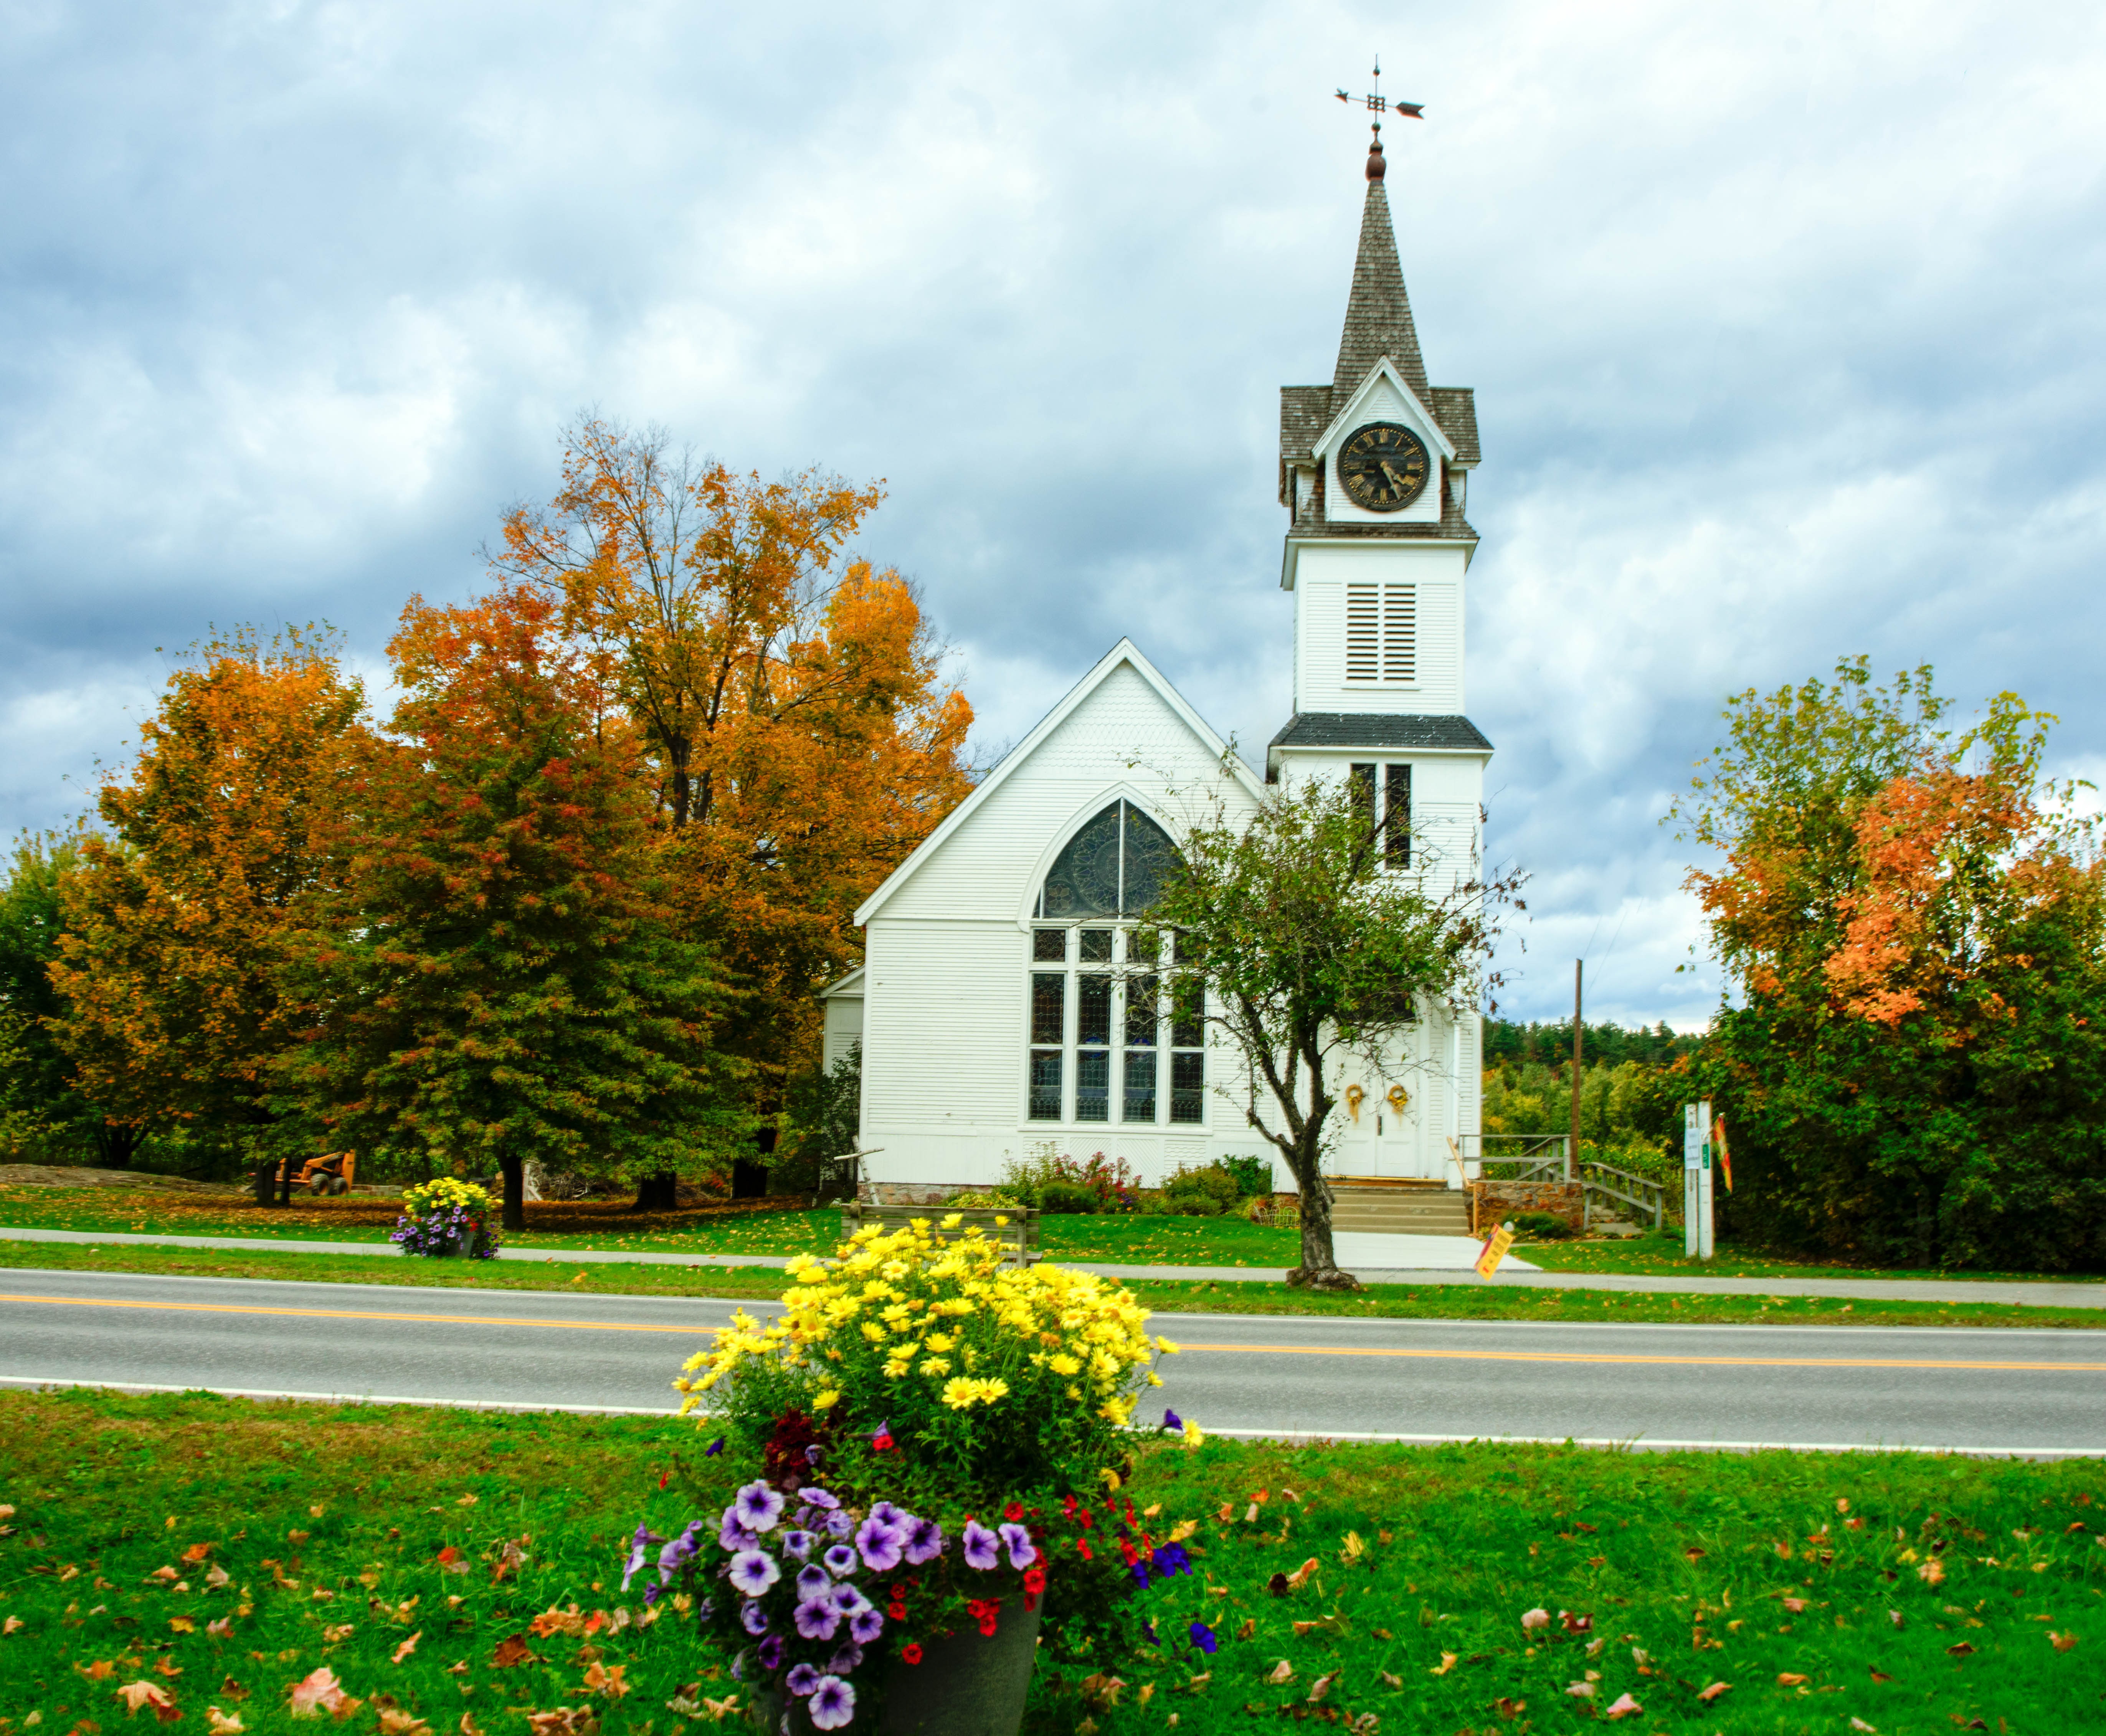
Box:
left=1026, top=802, right=1203, bottom=1128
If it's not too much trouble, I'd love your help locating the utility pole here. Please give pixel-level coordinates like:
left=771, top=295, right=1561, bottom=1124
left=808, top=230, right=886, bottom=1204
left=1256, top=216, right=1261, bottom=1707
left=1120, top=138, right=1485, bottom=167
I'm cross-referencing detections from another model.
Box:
left=1568, top=959, right=1583, bottom=1184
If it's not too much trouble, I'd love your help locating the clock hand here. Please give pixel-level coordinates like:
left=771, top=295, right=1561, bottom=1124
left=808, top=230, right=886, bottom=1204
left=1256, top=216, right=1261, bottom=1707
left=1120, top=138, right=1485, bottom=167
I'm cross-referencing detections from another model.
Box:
left=1380, top=461, right=1406, bottom=487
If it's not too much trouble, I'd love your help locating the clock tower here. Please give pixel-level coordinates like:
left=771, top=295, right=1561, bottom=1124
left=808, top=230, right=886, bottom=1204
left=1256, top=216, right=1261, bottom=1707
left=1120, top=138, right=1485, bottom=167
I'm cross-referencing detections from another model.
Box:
left=1268, top=124, right=1491, bottom=896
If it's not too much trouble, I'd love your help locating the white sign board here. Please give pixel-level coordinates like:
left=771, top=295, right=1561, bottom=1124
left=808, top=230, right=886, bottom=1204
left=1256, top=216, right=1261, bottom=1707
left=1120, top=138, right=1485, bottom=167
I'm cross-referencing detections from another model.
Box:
left=1682, top=1100, right=1715, bottom=1261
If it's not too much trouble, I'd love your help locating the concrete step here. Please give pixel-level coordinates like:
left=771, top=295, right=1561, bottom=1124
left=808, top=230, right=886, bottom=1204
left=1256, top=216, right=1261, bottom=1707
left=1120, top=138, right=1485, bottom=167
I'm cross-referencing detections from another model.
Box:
left=1330, top=1188, right=1471, bottom=1235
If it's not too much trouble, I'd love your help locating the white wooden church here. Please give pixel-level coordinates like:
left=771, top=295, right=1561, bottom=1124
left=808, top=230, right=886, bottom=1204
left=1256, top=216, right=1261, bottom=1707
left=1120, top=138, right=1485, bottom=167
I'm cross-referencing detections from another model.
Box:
left=825, top=131, right=1491, bottom=1201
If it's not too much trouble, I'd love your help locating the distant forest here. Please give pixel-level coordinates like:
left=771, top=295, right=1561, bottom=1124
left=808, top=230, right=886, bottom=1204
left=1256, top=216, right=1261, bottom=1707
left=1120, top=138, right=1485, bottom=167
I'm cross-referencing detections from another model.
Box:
left=1482, top=1018, right=1700, bottom=1071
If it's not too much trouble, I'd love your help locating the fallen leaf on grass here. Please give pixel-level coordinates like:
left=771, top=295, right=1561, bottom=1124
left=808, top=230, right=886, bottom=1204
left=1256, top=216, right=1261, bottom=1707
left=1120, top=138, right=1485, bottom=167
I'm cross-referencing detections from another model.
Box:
left=205, top=1564, right=231, bottom=1591
left=1869, top=1670, right=1893, bottom=1683
left=207, top=1617, right=234, bottom=1639
left=435, top=1547, right=468, bottom=1576
left=322, top=1625, right=354, bottom=1643
left=153, top=1660, right=182, bottom=1680
left=289, top=1667, right=361, bottom=1719
left=1307, top=1673, right=1337, bottom=1704
left=1428, top=1653, right=1457, bottom=1677
left=1777, top=1673, right=1810, bottom=1686
left=388, top=1632, right=421, bottom=1664
left=182, top=1543, right=215, bottom=1565
left=114, top=1682, right=181, bottom=1724
left=219, top=1678, right=249, bottom=1700
left=456, top=1493, right=479, bottom=1507
left=459, top=1717, right=484, bottom=1736
left=1236, top=1619, right=1255, bottom=1641
left=206, top=1710, right=245, bottom=1734
left=0, top=1615, right=22, bottom=1636
left=1493, top=1699, right=1525, bottom=1720
left=2049, top=1632, right=2080, bottom=1652
left=79, top=1660, right=117, bottom=1681
left=377, top=1713, right=432, bottom=1736
left=1565, top=1681, right=1595, bottom=1700
left=1603, top=1693, right=1642, bottom=1720
left=522, top=1714, right=598, bottom=1736
left=492, top=1636, right=540, bottom=1668
left=1783, top=1598, right=1807, bottom=1614
left=1266, top=1661, right=1294, bottom=1685
left=1559, top=1610, right=1593, bottom=1634
left=1850, top=1721, right=1876, bottom=1733
left=1378, top=1673, right=1401, bottom=1690
left=1697, top=1683, right=1731, bottom=1703
left=573, top=1663, right=628, bottom=1701
left=1946, top=1643, right=1976, bottom=1657
left=1918, top=1559, right=1946, bottom=1587
left=1519, top=1609, right=1549, bottom=1632
left=1285, top=1558, right=1321, bottom=1591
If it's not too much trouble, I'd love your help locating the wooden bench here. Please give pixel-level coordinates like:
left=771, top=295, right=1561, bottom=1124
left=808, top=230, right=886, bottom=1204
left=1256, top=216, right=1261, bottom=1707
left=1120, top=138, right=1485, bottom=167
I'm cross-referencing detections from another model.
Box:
left=837, top=1203, right=1041, bottom=1267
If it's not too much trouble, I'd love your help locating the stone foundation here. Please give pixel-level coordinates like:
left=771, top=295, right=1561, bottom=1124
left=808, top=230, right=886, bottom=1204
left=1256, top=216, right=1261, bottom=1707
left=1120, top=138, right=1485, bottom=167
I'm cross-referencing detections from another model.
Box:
left=1468, top=1179, right=1584, bottom=1234
left=861, top=1181, right=977, bottom=1207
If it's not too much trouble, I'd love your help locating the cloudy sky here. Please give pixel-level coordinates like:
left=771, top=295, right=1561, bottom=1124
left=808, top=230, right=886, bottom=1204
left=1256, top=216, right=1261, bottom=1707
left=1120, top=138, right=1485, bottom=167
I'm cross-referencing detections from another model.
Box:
left=5, top=0, right=2104, bottom=1028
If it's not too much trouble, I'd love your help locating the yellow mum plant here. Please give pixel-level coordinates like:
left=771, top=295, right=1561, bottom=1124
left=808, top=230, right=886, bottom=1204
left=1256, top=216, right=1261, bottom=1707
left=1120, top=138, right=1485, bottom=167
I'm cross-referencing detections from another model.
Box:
left=677, top=1219, right=1164, bottom=1492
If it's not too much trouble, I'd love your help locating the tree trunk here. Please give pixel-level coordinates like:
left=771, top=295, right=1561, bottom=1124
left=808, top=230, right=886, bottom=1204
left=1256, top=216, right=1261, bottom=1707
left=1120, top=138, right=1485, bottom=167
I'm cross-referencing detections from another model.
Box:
left=252, top=1158, right=280, bottom=1207
left=500, top=1155, right=526, bottom=1232
left=1283, top=1150, right=1361, bottom=1292
left=91, top=1120, right=142, bottom=1170
left=631, top=1169, right=679, bottom=1212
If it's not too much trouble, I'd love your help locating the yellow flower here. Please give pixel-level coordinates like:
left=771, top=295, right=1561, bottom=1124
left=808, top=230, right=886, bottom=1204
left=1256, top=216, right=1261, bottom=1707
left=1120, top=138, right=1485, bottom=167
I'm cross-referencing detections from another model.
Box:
left=941, top=1212, right=964, bottom=1229
left=813, top=1390, right=841, bottom=1410
left=918, top=1358, right=952, bottom=1378
left=1048, top=1354, right=1081, bottom=1376
left=1147, top=1373, right=1164, bottom=1387
left=925, top=1332, right=956, bottom=1354
left=860, top=1322, right=887, bottom=1342
left=1099, top=1466, right=1122, bottom=1492
left=1156, top=1336, right=1181, bottom=1354
left=1181, top=1418, right=1207, bottom=1447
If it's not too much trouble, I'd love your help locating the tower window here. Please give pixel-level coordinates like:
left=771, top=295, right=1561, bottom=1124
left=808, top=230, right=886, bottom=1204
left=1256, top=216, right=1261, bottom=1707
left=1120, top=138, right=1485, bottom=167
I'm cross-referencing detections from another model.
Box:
left=1345, top=581, right=1416, bottom=682
left=1384, top=763, right=1412, bottom=866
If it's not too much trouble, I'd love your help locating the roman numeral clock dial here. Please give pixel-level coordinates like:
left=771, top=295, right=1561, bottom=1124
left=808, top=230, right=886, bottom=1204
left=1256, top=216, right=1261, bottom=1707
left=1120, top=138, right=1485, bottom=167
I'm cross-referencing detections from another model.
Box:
left=1337, top=422, right=1430, bottom=511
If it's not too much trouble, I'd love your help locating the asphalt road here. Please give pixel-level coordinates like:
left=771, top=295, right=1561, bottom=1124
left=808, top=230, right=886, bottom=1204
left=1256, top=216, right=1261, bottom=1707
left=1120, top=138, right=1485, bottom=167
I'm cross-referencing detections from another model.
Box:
left=3, top=1267, right=2102, bottom=1457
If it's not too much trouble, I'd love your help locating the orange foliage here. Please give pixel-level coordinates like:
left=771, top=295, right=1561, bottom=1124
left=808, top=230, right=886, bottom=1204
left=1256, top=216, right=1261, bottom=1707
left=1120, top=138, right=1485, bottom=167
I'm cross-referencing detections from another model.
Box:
left=50, top=628, right=369, bottom=1130
left=495, top=419, right=974, bottom=1068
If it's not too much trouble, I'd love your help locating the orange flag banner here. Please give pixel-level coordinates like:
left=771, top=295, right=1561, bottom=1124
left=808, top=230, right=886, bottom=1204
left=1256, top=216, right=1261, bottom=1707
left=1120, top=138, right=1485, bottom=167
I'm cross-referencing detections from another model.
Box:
left=1713, top=1113, right=1733, bottom=1192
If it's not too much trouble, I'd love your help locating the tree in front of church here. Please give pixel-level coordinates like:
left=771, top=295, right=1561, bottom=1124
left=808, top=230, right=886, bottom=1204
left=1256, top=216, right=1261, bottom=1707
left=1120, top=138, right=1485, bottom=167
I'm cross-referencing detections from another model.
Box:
left=276, top=585, right=748, bottom=1232
left=1146, top=770, right=1515, bottom=1290
left=47, top=627, right=371, bottom=1181
left=1674, top=659, right=2106, bottom=1270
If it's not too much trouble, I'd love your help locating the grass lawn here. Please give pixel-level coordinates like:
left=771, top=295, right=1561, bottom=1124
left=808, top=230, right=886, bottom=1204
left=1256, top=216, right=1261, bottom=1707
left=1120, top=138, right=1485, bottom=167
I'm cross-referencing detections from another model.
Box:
left=0, top=1390, right=2101, bottom=1734
left=7, top=1242, right=2105, bottom=1330
left=5, top=1187, right=2103, bottom=1287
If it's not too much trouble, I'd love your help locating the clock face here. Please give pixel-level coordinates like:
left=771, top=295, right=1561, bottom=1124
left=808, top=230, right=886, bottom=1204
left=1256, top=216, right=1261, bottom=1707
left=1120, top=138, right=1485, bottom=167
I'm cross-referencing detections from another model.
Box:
left=1337, top=422, right=1430, bottom=512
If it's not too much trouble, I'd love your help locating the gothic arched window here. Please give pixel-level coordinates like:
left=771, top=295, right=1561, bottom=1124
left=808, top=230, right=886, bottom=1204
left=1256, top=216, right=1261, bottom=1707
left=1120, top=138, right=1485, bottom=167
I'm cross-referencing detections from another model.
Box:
left=1035, top=800, right=1180, bottom=919
left=1026, top=801, right=1203, bottom=1127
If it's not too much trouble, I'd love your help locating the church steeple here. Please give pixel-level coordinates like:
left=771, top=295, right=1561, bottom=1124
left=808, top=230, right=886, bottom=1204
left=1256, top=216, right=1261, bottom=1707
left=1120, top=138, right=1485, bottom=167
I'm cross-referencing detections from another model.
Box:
left=1331, top=131, right=1430, bottom=404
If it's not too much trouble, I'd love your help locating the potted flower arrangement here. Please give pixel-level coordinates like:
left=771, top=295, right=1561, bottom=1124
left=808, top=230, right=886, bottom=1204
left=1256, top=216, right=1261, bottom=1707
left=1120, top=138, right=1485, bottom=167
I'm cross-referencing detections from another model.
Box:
left=390, top=1177, right=500, bottom=1259
left=631, top=1214, right=1202, bottom=1735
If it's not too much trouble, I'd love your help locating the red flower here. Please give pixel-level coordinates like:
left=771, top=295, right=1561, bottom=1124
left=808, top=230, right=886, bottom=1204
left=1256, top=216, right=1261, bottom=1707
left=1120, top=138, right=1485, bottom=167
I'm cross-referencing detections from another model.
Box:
left=874, top=1432, right=894, bottom=1452
left=901, top=1644, right=923, bottom=1666
left=1024, top=1566, right=1047, bottom=1595
left=1077, top=1539, right=1093, bottom=1561
left=887, top=1601, right=907, bottom=1621
left=1004, top=1501, right=1025, bottom=1522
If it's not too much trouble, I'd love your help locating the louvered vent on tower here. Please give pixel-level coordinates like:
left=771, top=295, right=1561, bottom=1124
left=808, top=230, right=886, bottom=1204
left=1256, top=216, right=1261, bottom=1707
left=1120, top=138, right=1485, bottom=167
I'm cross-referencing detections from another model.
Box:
left=1346, top=581, right=1416, bottom=682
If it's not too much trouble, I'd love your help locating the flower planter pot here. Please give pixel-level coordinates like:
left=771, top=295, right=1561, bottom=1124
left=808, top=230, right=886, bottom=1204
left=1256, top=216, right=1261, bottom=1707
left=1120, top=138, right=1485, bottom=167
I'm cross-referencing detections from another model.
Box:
left=755, top=1599, right=1041, bottom=1736
left=427, top=1228, right=487, bottom=1259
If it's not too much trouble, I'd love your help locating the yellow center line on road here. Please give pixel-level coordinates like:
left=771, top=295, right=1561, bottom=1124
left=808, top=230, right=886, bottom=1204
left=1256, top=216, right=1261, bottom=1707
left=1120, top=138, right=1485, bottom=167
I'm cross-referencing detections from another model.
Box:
left=1181, top=1343, right=2106, bottom=1372
left=3, top=1293, right=2102, bottom=1373
left=0, top=1293, right=695, bottom=1334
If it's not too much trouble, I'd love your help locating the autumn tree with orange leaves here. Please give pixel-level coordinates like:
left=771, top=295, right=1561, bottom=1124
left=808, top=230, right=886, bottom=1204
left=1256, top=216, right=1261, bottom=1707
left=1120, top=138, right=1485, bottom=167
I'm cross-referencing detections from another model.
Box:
left=1672, top=658, right=2106, bottom=1270
left=494, top=418, right=974, bottom=1104
left=48, top=628, right=370, bottom=1175
left=277, top=586, right=746, bottom=1231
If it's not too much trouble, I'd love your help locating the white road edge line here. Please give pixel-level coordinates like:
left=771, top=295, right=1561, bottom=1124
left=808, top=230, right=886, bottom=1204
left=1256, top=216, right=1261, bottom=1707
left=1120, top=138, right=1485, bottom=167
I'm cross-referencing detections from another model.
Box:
left=5, top=1377, right=2101, bottom=1458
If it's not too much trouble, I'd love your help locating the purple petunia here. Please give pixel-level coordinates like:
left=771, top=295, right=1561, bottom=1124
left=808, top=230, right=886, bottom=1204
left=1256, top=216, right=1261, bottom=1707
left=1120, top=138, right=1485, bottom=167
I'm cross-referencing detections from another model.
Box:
left=796, top=1564, right=832, bottom=1599
left=1143, top=1620, right=1160, bottom=1647
left=855, top=1516, right=905, bottom=1572
left=823, top=1544, right=858, bottom=1577
left=734, top=1480, right=787, bottom=1533
left=849, top=1606, right=885, bottom=1645
left=998, top=1522, right=1037, bottom=1570
left=828, top=1642, right=864, bottom=1675
left=803, top=1487, right=841, bottom=1511
left=825, top=1510, right=856, bottom=1539
left=739, top=1601, right=770, bottom=1636
left=621, top=1524, right=662, bottom=1592
left=786, top=1664, right=821, bottom=1698
left=868, top=1500, right=907, bottom=1529
left=782, top=1529, right=815, bottom=1562
left=808, top=1675, right=856, bottom=1732
left=804, top=1444, right=826, bottom=1466
left=698, top=1598, right=716, bottom=1622
left=719, top=1508, right=759, bottom=1553
left=758, top=1634, right=785, bottom=1670
left=831, top=1582, right=871, bottom=1617
left=727, top=1549, right=781, bottom=1597
left=902, top=1515, right=945, bottom=1565
left=705, top=1437, right=726, bottom=1457
left=659, top=1522, right=705, bottom=1584
left=961, top=1520, right=1001, bottom=1571
left=1189, top=1621, right=1218, bottom=1655
left=794, top=1595, right=842, bottom=1642
left=1164, top=1408, right=1183, bottom=1432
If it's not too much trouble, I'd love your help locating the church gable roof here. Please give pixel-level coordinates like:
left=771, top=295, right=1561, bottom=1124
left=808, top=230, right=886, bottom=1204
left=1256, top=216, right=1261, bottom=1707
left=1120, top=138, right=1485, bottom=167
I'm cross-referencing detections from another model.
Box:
left=1333, top=175, right=1429, bottom=404
left=852, top=639, right=1261, bottom=927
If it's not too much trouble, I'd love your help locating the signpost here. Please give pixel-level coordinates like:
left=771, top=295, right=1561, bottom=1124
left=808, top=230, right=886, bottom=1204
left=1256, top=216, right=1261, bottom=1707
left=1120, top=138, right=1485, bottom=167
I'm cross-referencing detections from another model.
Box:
left=1475, top=1222, right=1516, bottom=1278
left=1682, top=1100, right=1715, bottom=1260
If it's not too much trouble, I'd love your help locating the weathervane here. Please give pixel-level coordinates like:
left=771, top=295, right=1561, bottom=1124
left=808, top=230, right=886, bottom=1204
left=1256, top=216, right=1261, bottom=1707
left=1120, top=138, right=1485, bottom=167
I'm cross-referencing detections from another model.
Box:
left=1334, top=55, right=1424, bottom=132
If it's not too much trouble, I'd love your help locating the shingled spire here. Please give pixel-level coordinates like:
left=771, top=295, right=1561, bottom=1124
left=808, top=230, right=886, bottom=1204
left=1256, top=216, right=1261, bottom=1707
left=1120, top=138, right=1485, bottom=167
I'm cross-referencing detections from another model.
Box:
left=1330, top=132, right=1430, bottom=404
